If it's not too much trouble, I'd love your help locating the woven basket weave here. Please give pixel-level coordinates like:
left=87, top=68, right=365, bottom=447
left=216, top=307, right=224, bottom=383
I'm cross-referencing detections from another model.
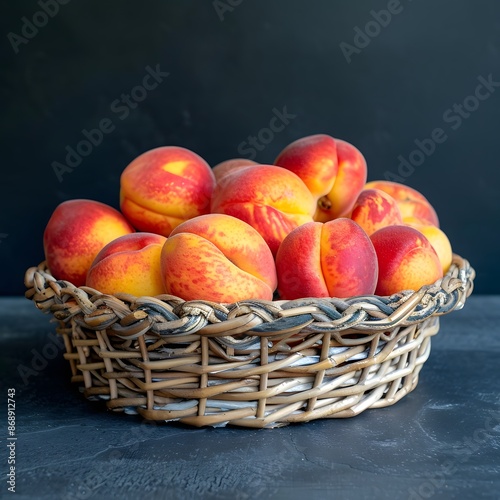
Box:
left=24, top=253, right=474, bottom=428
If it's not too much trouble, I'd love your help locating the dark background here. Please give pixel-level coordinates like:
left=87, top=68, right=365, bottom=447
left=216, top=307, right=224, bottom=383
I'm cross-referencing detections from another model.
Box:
left=1, top=0, right=499, bottom=295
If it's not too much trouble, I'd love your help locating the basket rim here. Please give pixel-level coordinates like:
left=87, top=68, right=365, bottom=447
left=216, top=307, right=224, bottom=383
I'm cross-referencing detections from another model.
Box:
left=23, top=253, right=475, bottom=340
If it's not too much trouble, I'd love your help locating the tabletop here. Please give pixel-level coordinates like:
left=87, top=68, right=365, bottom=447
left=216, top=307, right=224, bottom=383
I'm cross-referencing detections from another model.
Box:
left=1, top=295, right=499, bottom=500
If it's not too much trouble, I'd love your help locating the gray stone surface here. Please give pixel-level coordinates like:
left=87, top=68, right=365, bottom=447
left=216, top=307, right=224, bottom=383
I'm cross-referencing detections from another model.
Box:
left=1, top=296, right=499, bottom=500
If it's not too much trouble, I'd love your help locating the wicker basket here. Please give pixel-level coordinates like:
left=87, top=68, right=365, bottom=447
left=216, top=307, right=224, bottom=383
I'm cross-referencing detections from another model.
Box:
left=24, top=254, right=474, bottom=428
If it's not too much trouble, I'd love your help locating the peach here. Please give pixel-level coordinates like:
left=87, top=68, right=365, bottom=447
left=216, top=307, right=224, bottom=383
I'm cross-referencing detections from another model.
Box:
left=43, top=199, right=135, bottom=286
left=350, top=188, right=403, bottom=236
left=212, top=158, right=257, bottom=184
left=274, top=134, right=338, bottom=200
left=364, top=180, right=439, bottom=227
left=314, top=139, right=367, bottom=222
left=370, top=225, right=443, bottom=296
left=161, top=214, right=277, bottom=302
left=210, top=165, right=316, bottom=255
left=86, top=232, right=166, bottom=296
left=404, top=218, right=453, bottom=274
left=276, top=218, right=378, bottom=300
left=120, top=146, right=216, bottom=237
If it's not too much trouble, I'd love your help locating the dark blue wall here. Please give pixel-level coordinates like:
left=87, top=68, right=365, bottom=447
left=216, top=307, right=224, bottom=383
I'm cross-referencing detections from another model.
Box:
left=2, top=0, right=499, bottom=294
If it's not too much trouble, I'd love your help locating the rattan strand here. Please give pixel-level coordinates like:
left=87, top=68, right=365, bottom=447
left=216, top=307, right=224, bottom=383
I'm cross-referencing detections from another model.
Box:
left=24, top=254, right=474, bottom=428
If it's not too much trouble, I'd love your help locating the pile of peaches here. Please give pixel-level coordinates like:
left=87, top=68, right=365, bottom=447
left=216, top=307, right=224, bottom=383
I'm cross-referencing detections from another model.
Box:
left=43, top=134, right=451, bottom=303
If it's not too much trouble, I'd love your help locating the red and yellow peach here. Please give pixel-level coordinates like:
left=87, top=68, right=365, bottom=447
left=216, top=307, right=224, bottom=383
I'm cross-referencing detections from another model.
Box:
left=120, top=146, right=216, bottom=237
left=370, top=225, right=443, bottom=296
left=404, top=218, right=453, bottom=274
left=86, top=232, right=166, bottom=296
left=314, top=139, right=367, bottom=222
left=276, top=218, right=378, bottom=299
left=210, top=165, right=316, bottom=255
left=43, top=199, right=135, bottom=287
left=350, top=188, right=403, bottom=236
left=274, top=134, right=338, bottom=200
left=364, top=180, right=439, bottom=227
left=212, top=158, right=257, bottom=184
left=161, top=214, right=277, bottom=302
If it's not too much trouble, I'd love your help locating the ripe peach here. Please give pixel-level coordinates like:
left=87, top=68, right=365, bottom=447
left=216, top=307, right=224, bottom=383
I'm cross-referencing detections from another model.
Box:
left=314, top=139, right=367, bottom=222
left=404, top=218, right=453, bottom=274
left=120, top=146, right=216, bottom=237
left=212, top=158, right=257, bottom=183
left=364, top=180, right=439, bottom=227
left=86, top=232, right=166, bottom=296
left=370, top=225, right=443, bottom=296
left=276, top=218, right=378, bottom=299
left=210, top=165, right=316, bottom=255
left=43, top=199, right=135, bottom=287
left=350, top=188, right=403, bottom=236
left=161, top=214, right=277, bottom=302
left=274, top=134, right=338, bottom=200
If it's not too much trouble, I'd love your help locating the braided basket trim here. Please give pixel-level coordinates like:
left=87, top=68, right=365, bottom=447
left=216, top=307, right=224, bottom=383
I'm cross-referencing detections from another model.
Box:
left=25, top=254, right=474, bottom=343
